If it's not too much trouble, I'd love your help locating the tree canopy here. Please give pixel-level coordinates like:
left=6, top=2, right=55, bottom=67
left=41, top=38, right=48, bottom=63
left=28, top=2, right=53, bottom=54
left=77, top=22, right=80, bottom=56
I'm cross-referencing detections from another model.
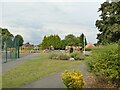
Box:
left=1, top=28, right=14, bottom=49
left=1, top=27, right=24, bottom=49
left=96, top=1, right=120, bottom=44
left=41, top=34, right=61, bottom=49
left=64, top=34, right=79, bottom=46
left=40, top=33, right=87, bottom=50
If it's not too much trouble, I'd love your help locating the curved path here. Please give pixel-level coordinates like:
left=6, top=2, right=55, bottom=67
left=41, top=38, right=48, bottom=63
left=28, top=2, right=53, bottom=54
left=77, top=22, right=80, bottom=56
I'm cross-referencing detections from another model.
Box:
left=21, top=62, right=90, bottom=88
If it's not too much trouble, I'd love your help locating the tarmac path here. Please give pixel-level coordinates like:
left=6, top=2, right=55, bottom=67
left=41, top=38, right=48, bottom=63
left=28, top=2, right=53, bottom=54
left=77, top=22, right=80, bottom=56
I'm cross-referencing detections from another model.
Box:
left=2, top=53, right=39, bottom=73
left=21, top=63, right=90, bottom=88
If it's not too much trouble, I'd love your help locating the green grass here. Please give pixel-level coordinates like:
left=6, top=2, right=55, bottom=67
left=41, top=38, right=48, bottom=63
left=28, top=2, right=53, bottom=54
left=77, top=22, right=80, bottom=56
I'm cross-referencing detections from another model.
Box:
left=2, top=53, right=81, bottom=88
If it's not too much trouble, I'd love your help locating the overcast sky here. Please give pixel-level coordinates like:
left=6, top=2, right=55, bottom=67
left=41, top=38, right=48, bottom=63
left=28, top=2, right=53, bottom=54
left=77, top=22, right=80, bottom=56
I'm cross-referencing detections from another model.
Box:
left=2, top=0, right=106, bottom=45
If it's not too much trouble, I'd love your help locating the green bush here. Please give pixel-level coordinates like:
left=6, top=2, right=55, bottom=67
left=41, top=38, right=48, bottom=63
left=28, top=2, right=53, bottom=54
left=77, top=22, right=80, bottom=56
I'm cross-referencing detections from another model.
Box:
left=61, top=70, right=84, bottom=88
left=59, top=54, right=70, bottom=60
left=49, top=53, right=59, bottom=59
left=70, top=52, right=85, bottom=60
left=88, top=44, right=120, bottom=87
left=70, top=52, right=80, bottom=58
left=49, top=53, right=69, bottom=60
left=49, top=52, right=85, bottom=60
left=74, top=54, right=84, bottom=60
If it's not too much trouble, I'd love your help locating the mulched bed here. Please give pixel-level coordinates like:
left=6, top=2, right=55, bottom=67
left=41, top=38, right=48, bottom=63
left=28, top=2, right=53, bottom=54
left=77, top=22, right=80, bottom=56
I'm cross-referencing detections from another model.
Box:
left=84, top=73, right=119, bottom=89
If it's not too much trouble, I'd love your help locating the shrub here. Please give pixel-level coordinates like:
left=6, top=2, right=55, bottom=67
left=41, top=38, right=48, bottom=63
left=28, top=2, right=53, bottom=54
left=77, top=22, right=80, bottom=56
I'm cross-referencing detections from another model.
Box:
left=49, top=52, right=69, bottom=60
left=88, top=44, right=120, bottom=87
left=70, top=52, right=85, bottom=60
left=74, top=54, right=84, bottom=60
left=61, top=70, right=84, bottom=89
left=70, top=52, right=80, bottom=58
left=59, top=54, right=70, bottom=60
left=49, top=53, right=59, bottom=59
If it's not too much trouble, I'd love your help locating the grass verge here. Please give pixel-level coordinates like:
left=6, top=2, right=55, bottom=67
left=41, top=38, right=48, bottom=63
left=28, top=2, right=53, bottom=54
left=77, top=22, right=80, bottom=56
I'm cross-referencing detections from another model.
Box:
left=2, top=53, right=81, bottom=88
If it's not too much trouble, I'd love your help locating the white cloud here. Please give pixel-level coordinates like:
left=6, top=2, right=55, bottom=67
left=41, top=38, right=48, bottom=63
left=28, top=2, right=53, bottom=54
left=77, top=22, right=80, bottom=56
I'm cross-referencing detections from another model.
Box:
left=2, top=2, right=101, bottom=44
left=1, top=0, right=106, bottom=3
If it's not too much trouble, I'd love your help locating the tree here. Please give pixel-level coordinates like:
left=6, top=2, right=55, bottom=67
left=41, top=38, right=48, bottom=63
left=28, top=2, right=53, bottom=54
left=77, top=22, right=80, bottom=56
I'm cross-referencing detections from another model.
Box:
left=61, top=40, right=67, bottom=50
left=41, top=34, right=88, bottom=50
left=14, top=35, right=24, bottom=47
left=64, top=34, right=79, bottom=46
left=14, top=35, right=24, bottom=58
left=1, top=28, right=14, bottom=49
left=95, top=1, right=120, bottom=44
left=1, top=28, right=14, bottom=62
left=41, top=34, right=61, bottom=50
left=78, top=33, right=87, bottom=48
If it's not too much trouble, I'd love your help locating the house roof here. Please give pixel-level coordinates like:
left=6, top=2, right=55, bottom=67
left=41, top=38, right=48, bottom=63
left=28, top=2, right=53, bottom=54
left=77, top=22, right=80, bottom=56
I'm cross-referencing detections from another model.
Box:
left=85, top=43, right=95, bottom=48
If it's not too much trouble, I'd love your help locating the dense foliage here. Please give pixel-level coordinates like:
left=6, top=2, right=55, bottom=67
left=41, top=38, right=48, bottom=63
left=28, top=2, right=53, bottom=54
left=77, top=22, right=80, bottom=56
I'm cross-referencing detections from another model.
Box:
left=61, top=70, right=84, bottom=88
left=63, top=34, right=87, bottom=47
left=88, top=44, right=120, bottom=87
left=64, top=34, right=79, bottom=46
left=1, top=28, right=14, bottom=49
left=1, top=28, right=24, bottom=49
left=49, top=52, right=85, bottom=60
left=14, top=35, right=24, bottom=47
left=1, top=27, right=24, bottom=59
left=41, top=34, right=87, bottom=50
left=49, top=52, right=70, bottom=60
left=96, top=1, right=120, bottom=44
left=41, top=34, right=61, bottom=49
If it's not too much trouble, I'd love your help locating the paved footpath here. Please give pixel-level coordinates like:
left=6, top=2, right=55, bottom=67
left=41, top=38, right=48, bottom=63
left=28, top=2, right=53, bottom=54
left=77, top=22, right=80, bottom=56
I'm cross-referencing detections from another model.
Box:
left=21, top=63, right=90, bottom=88
left=2, top=53, right=39, bottom=73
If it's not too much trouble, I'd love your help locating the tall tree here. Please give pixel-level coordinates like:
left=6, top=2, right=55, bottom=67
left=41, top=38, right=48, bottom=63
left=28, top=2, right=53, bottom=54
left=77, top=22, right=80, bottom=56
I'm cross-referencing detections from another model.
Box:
left=95, top=1, right=120, bottom=44
left=78, top=33, right=87, bottom=48
left=1, top=28, right=14, bottom=62
left=14, top=35, right=24, bottom=58
left=1, top=28, right=14, bottom=49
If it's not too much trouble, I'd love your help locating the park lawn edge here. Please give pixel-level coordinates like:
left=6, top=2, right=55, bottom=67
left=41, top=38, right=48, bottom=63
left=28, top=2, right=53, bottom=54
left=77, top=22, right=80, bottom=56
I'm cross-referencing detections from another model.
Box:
left=2, top=53, right=82, bottom=88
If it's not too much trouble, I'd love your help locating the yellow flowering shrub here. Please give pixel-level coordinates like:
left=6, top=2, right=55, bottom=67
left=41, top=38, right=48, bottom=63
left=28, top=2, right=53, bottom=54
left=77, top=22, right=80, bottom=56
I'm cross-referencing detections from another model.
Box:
left=61, top=70, right=84, bottom=89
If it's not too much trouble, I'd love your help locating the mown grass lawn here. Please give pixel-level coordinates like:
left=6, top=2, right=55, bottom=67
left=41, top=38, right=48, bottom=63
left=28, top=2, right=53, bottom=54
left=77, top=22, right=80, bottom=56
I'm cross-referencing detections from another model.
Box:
left=2, top=52, right=81, bottom=88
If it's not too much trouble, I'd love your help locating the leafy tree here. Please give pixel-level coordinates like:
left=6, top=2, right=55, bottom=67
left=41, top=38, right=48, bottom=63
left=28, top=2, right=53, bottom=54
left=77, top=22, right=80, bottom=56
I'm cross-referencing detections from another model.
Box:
left=14, top=35, right=24, bottom=58
left=64, top=34, right=79, bottom=46
left=14, top=35, right=24, bottom=47
left=95, top=1, right=120, bottom=44
left=61, top=40, right=67, bottom=50
left=41, top=34, right=88, bottom=50
left=1, top=28, right=14, bottom=62
left=1, top=28, right=14, bottom=49
left=41, top=34, right=61, bottom=50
